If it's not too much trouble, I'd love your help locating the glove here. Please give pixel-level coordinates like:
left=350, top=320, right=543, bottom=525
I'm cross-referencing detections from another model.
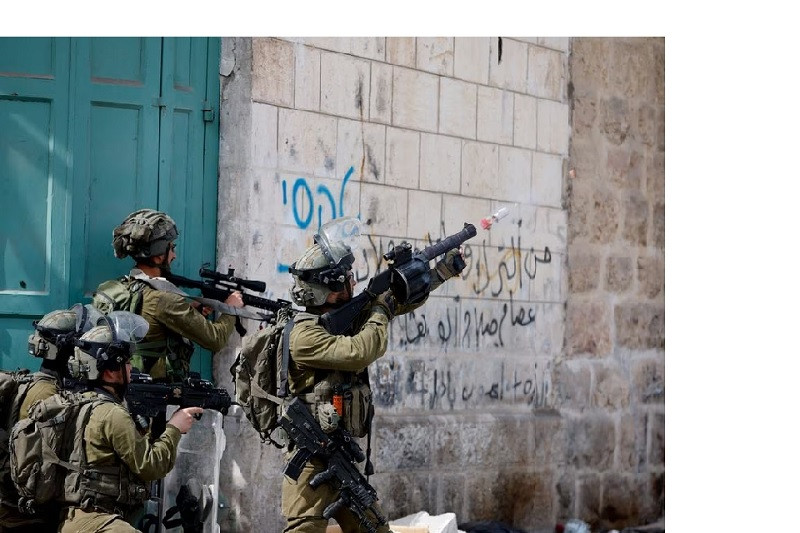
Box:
left=370, top=291, right=396, bottom=320
left=435, top=248, right=466, bottom=281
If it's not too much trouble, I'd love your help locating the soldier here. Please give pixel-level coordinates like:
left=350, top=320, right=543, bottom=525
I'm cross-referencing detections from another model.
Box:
left=281, top=218, right=465, bottom=533
left=93, top=208, right=244, bottom=382
left=58, top=311, right=202, bottom=532
left=0, top=304, right=101, bottom=532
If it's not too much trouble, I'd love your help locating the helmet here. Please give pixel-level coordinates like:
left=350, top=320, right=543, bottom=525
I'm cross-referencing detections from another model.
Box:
left=289, top=217, right=361, bottom=307
left=112, top=208, right=179, bottom=260
left=70, top=311, right=149, bottom=380
left=28, top=304, right=103, bottom=360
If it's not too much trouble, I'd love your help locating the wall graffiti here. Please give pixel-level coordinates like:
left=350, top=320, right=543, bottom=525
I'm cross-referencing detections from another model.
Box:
left=281, top=165, right=356, bottom=231
left=371, top=358, right=553, bottom=410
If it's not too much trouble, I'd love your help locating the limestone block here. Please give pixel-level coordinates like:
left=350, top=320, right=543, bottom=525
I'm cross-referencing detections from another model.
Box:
left=601, top=474, right=640, bottom=529
left=407, top=190, right=443, bottom=241
left=439, top=77, right=477, bottom=139
left=593, top=364, right=630, bottom=409
left=416, top=37, right=454, bottom=76
left=360, top=182, right=408, bottom=237
left=302, top=37, right=348, bottom=54
left=462, top=141, right=499, bottom=199
left=647, top=150, right=665, bottom=203
left=527, top=45, right=566, bottom=101
left=251, top=102, right=278, bottom=171
left=614, top=302, right=665, bottom=350
left=634, top=103, right=657, bottom=148
left=436, top=474, right=467, bottom=523
left=336, top=118, right=386, bottom=183
left=386, top=127, right=420, bottom=188
left=570, top=38, right=611, bottom=99
left=572, top=96, right=597, bottom=138
left=530, top=206, right=567, bottom=255
left=498, top=145, right=532, bottom=203
left=373, top=419, right=433, bottom=470
left=637, top=255, right=664, bottom=299
left=513, top=93, right=537, bottom=150
left=393, top=67, right=439, bottom=132
left=320, top=51, right=370, bottom=120
left=632, top=357, right=665, bottom=403
left=566, top=301, right=612, bottom=357
left=652, top=199, right=664, bottom=250
left=609, top=39, right=656, bottom=101
left=277, top=172, right=361, bottom=236
left=606, top=255, right=633, bottom=293
left=370, top=471, right=434, bottom=524
left=576, top=473, right=602, bottom=525
left=513, top=469, right=557, bottom=529
left=386, top=37, right=416, bottom=68
left=433, top=416, right=531, bottom=468
left=537, top=37, right=570, bottom=52
left=566, top=414, right=615, bottom=469
left=619, top=413, right=648, bottom=471
left=277, top=108, right=337, bottom=178
left=488, top=37, right=528, bottom=93
left=622, top=191, right=649, bottom=246
left=599, top=96, right=631, bottom=146
left=649, top=412, right=665, bottom=465
left=454, top=37, right=490, bottom=84
left=420, top=133, right=461, bottom=194
left=531, top=253, right=566, bottom=305
left=465, top=470, right=502, bottom=520
left=569, top=137, right=602, bottom=182
left=556, top=471, right=576, bottom=517
left=654, top=39, right=665, bottom=105
left=537, top=99, right=570, bottom=155
left=370, top=61, right=393, bottom=124
left=294, top=44, right=320, bottom=111
left=606, top=146, right=644, bottom=189
left=252, top=37, right=294, bottom=107
left=532, top=151, right=564, bottom=208
left=348, top=37, right=385, bottom=61
left=477, top=86, right=514, bottom=145
left=590, top=187, right=621, bottom=245
left=441, top=194, right=491, bottom=240
left=552, top=361, right=591, bottom=411
left=568, top=252, right=600, bottom=294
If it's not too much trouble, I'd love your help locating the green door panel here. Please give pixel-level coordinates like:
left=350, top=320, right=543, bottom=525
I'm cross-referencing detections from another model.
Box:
left=0, top=37, right=71, bottom=368
left=0, top=37, right=221, bottom=379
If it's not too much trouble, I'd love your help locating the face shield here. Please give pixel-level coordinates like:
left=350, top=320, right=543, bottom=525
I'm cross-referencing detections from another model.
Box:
left=315, top=216, right=361, bottom=268
left=73, top=303, right=104, bottom=334
left=77, top=311, right=149, bottom=366
left=104, top=311, right=149, bottom=344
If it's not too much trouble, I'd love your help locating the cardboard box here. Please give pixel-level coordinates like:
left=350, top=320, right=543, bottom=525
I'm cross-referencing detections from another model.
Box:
left=326, top=526, right=429, bottom=533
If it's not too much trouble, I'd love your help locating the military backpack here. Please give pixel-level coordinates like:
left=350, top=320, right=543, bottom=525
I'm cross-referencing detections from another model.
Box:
left=0, top=370, right=34, bottom=505
left=231, top=307, right=296, bottom=447
left=92, top=276, right=148, bottom=315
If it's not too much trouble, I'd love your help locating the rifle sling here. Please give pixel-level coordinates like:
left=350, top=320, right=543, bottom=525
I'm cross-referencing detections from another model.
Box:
left=277, top=318, right=296, bottom=398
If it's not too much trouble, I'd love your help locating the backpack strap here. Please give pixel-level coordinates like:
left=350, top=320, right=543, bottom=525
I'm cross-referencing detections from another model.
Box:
left=276, top=318, right=296, bottom=398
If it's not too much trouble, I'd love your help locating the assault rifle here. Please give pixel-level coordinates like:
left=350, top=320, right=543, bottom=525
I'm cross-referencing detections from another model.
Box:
left=166, top=265, right=295, bottom=334
left=320, top=223, right=477, bottom=335
left=126, top=370, right=235, bottom=419
left=280, top=397, right=386, bottom=533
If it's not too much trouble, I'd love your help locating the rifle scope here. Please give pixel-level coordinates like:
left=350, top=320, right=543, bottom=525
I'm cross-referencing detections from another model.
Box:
left=199, top=266, right=267, bottom=293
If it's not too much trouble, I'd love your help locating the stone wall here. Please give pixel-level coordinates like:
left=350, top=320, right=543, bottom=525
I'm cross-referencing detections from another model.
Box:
left=562, top=37, right=665, bottom=529
left=213, top=36, right=663, bottom=532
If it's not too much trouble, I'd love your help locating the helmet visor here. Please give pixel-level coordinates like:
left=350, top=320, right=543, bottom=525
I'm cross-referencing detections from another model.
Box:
left=103, top=311, right=150, bottom=344
left=72, top=303, right=104, bottom=334
left=316, top=216, right=361, bottom=266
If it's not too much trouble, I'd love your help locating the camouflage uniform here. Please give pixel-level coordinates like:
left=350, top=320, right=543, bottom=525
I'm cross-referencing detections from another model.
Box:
left=127, top=271, right=236, bottom=381
left=59, top=389, right=182, bottom=533
left=281, top=307, right=392, bottom=533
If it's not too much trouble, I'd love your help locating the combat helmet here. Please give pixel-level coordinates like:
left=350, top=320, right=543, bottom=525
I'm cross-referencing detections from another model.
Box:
left=28, top=304, right=103, bottom=360
left=70, top=311, right=149, bottom=380
left=112, top=208, right=179, bottom=260
left=289, top=217, right=361, bottom=306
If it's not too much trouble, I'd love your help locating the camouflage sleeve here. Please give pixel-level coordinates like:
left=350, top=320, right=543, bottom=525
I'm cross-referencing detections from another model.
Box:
left=290, top=309, right=389, bottom=372
left=96, top=403, right=182, bottom=482
left=153, top=291, right=236, bottom=352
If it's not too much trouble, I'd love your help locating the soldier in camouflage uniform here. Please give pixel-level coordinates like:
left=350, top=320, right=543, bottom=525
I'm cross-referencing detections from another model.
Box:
left=281, top=218, right=465, bottom=533
left=59, top=312, right=202, bottom=533
left=0, top=304, right=100, bottom=531
left=93, top=209, right=243, bottom=382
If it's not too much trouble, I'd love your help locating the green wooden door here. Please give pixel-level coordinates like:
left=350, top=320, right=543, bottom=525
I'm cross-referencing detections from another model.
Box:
left=0, top=37, right=220, bottom=377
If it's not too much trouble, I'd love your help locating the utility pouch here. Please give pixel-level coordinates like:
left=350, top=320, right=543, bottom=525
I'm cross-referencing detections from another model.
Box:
left=342, top=383, right=372, bottom=438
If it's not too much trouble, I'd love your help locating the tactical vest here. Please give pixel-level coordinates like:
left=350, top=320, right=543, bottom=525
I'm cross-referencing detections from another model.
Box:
left=93, top=274, right=192, bottom=377
left=9, top=390, right=149, bottom=515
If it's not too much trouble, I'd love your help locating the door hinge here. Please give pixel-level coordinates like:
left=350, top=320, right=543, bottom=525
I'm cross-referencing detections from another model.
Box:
left=202, top=101, right=216, bottom=123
